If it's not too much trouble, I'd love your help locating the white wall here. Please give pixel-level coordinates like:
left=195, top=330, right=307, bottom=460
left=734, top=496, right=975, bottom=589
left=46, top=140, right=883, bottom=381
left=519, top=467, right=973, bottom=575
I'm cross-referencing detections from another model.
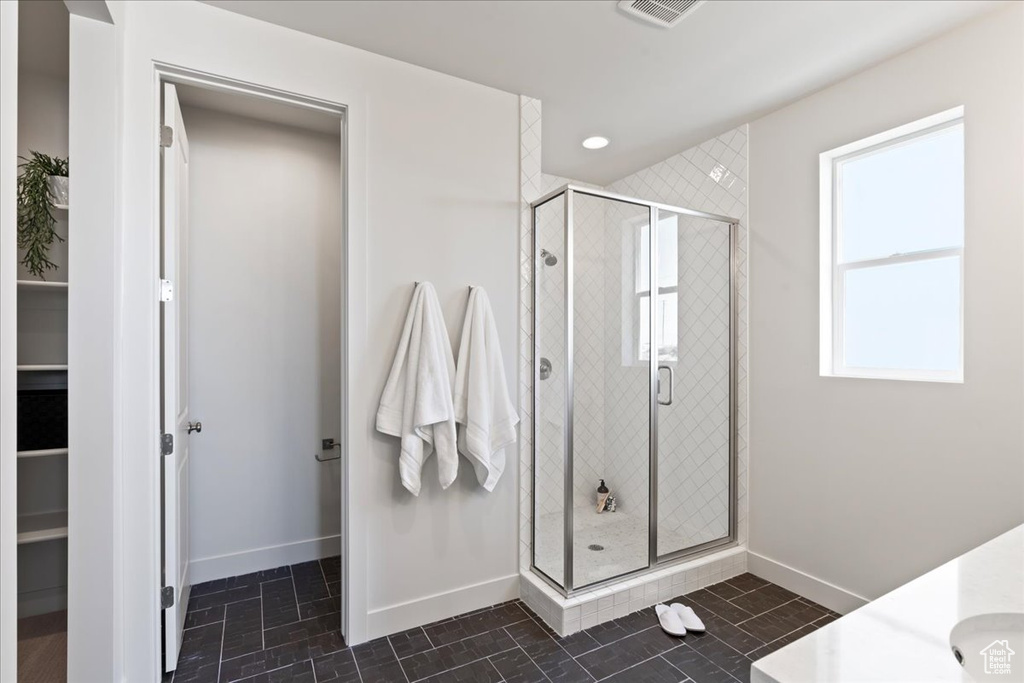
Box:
left=67, top=9, right=122, bottom=679
left=106, top=2, right=518, bottom=676
left=181, top=104, right=343, bottom=581
left=362, top=88, right=519, bottom=635
left=0, top=2, right=19, bottom=678
left=748, top=4, right=1024, bottom=608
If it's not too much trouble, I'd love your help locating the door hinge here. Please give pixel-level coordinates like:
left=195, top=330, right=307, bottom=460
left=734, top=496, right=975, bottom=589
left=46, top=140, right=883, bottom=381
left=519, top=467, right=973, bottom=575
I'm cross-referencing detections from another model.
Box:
left=160, top=125, right=174, bottom=148
left=161, top=433, right=173, bottom=456
left=160, top=279, right=174, bottom=302
left=161, top=585, right=174, bottom=609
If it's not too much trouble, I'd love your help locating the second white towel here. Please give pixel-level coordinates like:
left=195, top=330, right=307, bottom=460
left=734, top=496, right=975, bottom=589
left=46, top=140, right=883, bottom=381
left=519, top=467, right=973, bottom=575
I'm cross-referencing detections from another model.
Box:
left=453, top=287, right=519, bottom=491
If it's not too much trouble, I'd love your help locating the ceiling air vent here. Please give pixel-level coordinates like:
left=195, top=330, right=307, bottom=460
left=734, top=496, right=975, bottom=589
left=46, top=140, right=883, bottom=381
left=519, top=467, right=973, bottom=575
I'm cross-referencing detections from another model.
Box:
left=617, top=0, right=705, bottom=28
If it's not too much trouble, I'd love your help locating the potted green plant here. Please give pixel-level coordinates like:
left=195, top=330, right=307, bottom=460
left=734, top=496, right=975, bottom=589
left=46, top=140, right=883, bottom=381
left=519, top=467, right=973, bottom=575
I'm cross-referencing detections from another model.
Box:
left=17, top=151, right=69, bottom=279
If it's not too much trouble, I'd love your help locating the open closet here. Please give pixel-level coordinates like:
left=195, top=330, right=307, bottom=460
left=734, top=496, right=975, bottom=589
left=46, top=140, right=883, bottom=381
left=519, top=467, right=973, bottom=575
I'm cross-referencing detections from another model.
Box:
left=14, top=1, right=71, bottom=680
left=159, top=82, right=345, bottom=674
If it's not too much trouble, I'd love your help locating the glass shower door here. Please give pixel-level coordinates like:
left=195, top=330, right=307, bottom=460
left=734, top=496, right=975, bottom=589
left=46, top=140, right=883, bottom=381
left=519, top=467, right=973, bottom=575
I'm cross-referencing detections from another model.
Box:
left=655, top=211, right=733, bottom=558
left=531, top=185, right=736, bottom=595
left=533, top=194, right=567, bottom=589
left=570, top=191, right=651, bottom=589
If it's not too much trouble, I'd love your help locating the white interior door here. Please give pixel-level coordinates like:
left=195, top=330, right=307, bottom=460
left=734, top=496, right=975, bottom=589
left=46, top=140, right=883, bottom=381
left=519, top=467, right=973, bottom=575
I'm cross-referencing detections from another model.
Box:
left=161, top=82, right=191, bottom=672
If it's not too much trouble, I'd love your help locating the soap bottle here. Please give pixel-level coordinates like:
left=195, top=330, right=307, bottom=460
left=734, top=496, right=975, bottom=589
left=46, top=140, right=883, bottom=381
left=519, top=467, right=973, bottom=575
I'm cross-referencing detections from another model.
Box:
left=597, top=480, right=610, bottom=514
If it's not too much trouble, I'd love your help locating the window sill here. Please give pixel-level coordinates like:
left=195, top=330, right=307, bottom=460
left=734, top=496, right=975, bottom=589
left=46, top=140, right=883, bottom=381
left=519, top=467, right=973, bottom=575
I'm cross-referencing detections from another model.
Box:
left=821, top=370, right=963, bottom=384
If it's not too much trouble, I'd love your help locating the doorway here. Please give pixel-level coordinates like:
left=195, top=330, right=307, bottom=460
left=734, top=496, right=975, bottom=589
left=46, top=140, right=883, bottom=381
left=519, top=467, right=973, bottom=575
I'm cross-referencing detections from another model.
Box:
left=158, top=80, right=346, bottom=675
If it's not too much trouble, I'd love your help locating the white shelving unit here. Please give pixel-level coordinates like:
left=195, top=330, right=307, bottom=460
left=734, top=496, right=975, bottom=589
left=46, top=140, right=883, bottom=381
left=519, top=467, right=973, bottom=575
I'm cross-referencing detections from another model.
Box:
left=14, top=0, right=73, bottom=643
left=16, top=205, right=70, bottom=620
left=17, top=511, right=69, bottom=545
left=16, top=447, right=69, bottom=459
left=17, top=279, right=68, bottom=291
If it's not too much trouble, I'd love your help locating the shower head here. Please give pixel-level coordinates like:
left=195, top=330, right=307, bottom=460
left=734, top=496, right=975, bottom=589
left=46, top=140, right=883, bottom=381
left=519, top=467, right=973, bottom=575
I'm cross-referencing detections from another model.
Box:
left=539, top=249, right=558, bottom=266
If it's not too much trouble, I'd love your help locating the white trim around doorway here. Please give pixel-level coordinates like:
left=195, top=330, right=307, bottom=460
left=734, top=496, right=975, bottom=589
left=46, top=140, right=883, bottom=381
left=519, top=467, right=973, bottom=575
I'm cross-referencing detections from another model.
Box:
left=116, top=61, right=369, bottom=681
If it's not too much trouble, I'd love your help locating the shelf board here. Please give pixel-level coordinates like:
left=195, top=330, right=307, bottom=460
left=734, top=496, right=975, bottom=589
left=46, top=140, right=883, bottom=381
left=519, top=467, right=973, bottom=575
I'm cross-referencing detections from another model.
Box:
left=16, top=364, right=68, bottom=372
left=16, top=448, right=68, bottom=459
left=17, top=511, right=68, bottom=545
left=52, top=203, right=68, bottom=210
left=17, top=280, right=68, bottom=291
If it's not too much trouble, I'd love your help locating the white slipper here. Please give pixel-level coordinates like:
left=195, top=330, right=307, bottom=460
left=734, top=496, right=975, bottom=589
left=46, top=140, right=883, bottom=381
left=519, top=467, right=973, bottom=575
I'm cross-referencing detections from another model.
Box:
left=671, top=603, right=706, bottom=633
left=655, top=604, right=687, bottom=637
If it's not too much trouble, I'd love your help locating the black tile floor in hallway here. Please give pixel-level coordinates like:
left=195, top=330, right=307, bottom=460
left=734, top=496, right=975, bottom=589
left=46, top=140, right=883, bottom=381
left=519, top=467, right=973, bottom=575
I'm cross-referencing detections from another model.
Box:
left=170, top=562, right=839, bottom=683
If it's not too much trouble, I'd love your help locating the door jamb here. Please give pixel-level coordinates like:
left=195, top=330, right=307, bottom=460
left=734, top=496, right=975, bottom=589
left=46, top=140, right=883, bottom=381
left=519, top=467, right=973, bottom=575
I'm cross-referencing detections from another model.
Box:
left=150, top=62, right=362, bottom=669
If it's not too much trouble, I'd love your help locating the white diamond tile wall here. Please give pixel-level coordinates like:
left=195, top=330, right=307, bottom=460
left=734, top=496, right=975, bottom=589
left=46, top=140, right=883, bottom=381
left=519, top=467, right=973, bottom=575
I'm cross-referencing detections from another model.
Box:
left=605, top=128, right=748, bottom=551
left=659, top=218, right=732, bottom=552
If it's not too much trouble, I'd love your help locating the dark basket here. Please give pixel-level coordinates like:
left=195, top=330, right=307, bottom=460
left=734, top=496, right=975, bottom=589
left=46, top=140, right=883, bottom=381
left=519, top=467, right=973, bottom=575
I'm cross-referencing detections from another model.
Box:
left=17, top=389, right=68, bottom=451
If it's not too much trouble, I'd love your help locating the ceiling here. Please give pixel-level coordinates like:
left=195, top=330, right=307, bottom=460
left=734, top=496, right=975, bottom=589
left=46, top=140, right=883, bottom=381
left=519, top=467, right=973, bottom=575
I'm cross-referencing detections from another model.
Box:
left=177, top=83, right=342, bottom=136
left=203, top=0, right=1002, bottom=184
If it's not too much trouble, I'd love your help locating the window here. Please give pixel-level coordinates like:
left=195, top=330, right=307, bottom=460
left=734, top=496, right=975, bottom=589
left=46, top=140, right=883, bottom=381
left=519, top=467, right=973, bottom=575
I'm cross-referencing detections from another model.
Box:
left=820, top=107, right=964, bottom=382
left=636, top=216, right=678, bottom=362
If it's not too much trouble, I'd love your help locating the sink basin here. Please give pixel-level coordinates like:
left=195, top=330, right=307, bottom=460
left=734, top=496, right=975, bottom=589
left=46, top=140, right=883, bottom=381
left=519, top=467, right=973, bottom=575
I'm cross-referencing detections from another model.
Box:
left=950, top=613, right=1024, bottom=680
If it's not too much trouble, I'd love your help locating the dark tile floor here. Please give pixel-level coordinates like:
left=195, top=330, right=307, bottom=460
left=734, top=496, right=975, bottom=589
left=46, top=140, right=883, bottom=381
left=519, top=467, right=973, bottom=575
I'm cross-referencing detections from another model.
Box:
left=169, top=560, right=839, bottom=683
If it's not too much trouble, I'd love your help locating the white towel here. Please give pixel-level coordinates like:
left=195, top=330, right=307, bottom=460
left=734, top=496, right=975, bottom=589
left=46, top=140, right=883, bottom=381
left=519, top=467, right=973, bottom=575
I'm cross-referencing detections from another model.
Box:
left=376, top=282, right=458, bottom=496
left=453, top=287, right=519, bottom=492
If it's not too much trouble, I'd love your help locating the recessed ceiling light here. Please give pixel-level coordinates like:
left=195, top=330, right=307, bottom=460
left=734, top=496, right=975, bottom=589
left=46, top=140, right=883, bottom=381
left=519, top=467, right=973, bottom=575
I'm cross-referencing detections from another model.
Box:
left=582, top=136, right=609, bottom=150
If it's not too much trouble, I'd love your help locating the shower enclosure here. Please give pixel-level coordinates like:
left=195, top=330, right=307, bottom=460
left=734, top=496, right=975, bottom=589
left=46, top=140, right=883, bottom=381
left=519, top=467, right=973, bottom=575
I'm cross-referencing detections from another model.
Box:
left=531, top=185, right=737, bottom=594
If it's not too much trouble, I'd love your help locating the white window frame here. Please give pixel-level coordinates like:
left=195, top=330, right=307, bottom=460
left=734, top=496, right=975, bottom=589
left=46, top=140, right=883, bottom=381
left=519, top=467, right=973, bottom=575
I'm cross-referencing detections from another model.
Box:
left=819, top=106, right=965, bottom=383
left=630, top=216, right=678, bottom=365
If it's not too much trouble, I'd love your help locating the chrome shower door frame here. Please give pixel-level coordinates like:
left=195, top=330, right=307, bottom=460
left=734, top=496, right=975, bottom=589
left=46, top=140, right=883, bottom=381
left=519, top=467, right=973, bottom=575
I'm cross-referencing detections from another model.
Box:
left=530, top=184, right=739, bottom=597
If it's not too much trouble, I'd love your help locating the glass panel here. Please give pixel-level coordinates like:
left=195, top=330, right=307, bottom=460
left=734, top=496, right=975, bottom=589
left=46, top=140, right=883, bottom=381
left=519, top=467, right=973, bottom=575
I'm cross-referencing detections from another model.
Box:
left=844, top=256, right=961, bottom=372
left=637, top=219, right=679, bottom=291
left=639, top=293, right=679, bottom=362
left=638, top=216, right=680, bottom=362
left=572, top=193, right=650, bottom=589
left=657, top=213, right=731, bottom=557
left=532, top=194, right=566, bottom=588
left=839, top=123, right=964, bottom=263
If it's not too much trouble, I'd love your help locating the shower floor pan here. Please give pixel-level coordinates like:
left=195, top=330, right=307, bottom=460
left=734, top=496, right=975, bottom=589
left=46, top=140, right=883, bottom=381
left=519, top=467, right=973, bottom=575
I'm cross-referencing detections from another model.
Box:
left=534, top=508, right=690, bottom=589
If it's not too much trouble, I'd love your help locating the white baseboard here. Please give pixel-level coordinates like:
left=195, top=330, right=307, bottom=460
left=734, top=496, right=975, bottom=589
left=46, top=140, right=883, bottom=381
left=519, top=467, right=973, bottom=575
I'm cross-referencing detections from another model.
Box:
left=747, top=551, right=869, bottom=615
left=18, top=586, right=68, bottom=619
left=190, top=534, right=341, bottom=584
left=366, top=574, right=520, bottom=640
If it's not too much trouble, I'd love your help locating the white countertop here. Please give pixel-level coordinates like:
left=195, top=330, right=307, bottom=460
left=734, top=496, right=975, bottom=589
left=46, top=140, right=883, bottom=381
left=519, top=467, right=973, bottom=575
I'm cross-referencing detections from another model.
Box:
left=752, top=525, right=1024, bottom=683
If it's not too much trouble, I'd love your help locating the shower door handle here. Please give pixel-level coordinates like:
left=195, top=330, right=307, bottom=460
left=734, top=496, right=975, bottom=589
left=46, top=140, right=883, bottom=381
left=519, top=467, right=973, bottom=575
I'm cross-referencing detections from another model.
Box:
left=657, top=365, right=674, bottom=406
